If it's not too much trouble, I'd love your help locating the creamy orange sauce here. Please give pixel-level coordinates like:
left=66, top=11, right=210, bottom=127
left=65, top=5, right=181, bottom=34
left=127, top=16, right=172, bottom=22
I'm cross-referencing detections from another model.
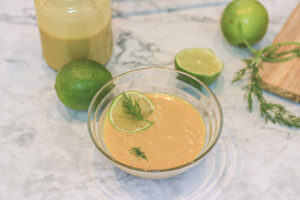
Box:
left=103, top=93, right=206, bottom=170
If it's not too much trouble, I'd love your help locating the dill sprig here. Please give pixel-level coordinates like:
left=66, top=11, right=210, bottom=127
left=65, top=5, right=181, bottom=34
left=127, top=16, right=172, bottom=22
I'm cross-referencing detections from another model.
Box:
left=232, top=24, right=300, bottom=128
left=129, top=147, right=147, bottom=160
left=121, top=93, right=152, bottom=123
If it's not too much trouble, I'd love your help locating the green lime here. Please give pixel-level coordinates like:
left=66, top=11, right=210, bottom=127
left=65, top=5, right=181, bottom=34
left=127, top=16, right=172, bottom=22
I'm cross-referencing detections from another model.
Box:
left=221, top=0, right=269, bottom=46
left=108, top=91, right=154, bottom=133
left=175, top=48, right=223, bottom=85
left=55, top=59, right=113, bottom=111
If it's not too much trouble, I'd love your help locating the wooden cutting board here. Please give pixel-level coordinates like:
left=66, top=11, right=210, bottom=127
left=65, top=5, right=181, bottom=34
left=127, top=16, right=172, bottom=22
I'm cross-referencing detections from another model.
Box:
left=259, top=2, right=300, bottom=103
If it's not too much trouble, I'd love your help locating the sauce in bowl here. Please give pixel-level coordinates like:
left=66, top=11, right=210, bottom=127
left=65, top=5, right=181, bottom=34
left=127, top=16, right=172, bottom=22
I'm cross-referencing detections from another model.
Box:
left=103, top=93, right=206, bottom=170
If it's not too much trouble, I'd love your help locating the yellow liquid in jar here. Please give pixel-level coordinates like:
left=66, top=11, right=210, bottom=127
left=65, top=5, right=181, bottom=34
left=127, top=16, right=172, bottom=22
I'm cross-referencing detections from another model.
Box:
left=39, top=20, right=112, bottom=70
left=34, top=0, right=113, bottom=70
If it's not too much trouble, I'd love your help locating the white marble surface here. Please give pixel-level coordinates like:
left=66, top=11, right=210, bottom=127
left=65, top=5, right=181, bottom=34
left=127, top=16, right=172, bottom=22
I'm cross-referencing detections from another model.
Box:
left=1, top=0, right=300, bottom=199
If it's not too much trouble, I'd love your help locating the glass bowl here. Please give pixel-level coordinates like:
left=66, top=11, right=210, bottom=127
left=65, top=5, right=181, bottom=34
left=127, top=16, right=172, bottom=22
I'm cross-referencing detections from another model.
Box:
left=88, top=67, right=223, bottom=179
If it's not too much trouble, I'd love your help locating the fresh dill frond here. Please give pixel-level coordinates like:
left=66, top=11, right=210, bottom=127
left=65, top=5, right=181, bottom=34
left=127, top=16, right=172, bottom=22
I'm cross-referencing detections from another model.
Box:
left=232, top=34, right=300, bottom=128
left=129, top=147, right=147, bottom=160
left=121, top=93, right=151, bottom=123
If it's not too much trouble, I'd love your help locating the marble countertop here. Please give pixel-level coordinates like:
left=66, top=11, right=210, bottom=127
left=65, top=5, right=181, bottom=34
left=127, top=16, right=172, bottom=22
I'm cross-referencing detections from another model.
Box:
left=1, top=0, right=300, bottom=199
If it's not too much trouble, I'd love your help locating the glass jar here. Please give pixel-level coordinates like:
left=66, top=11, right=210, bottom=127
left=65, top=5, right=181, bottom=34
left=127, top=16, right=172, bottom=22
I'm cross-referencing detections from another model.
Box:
left=34, top=0, right=113, bottom=71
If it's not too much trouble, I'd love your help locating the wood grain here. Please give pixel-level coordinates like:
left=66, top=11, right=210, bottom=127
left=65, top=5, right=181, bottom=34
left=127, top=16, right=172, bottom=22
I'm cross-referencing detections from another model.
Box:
left=259, top=3, right=300, bottom=103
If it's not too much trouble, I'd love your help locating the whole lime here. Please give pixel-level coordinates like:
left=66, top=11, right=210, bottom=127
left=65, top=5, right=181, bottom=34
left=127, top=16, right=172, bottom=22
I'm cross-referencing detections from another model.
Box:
left=55, top=59, right=113, bottom=111
left=221, top=0, right=269, bottom=46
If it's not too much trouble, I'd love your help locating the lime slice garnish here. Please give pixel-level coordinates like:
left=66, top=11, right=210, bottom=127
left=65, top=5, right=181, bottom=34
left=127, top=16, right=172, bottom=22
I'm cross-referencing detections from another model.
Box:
left=175, top=48, right=223, bottom=85
left=108, top=91, right=154, bottom=133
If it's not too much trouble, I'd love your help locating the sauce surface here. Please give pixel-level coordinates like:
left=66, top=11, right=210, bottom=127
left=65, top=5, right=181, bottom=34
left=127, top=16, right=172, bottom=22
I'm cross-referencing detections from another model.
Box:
left=103, top=93, right=206, bottom=170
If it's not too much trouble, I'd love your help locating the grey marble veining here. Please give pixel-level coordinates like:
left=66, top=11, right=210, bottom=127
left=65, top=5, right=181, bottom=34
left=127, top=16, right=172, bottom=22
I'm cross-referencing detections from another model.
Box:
left=1, top=0, right=300, bottom=199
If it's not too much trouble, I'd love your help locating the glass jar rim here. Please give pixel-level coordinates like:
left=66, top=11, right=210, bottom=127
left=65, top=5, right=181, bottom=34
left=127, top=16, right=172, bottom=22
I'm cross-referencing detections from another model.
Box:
left=36, top=0, right=103, bottom=13
left=38, top=0, right=97, bottom=8
left=45, top=0, right=87, bottom=4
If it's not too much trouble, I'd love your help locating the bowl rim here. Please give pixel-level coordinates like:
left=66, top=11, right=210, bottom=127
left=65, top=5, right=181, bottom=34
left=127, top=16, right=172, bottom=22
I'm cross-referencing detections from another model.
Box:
left=88, top=67, right=223, bottom=173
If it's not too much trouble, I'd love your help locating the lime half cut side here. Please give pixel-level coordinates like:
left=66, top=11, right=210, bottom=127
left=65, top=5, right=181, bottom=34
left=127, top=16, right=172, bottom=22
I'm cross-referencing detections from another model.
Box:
left=108, top=91, right=154, bottom=133
left=175, top=48, right=223, bottom=85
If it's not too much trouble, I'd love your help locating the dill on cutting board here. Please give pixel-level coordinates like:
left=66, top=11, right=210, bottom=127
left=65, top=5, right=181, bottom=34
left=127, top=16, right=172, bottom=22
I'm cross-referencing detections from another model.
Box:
left=232, top=24, right=300, bottom=128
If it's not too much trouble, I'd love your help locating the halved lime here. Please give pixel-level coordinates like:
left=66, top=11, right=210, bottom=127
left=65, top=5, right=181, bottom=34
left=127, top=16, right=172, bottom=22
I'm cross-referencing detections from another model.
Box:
left=108, top=91, right=154, bottom=133
left=175, top=48, right=223, bottom=85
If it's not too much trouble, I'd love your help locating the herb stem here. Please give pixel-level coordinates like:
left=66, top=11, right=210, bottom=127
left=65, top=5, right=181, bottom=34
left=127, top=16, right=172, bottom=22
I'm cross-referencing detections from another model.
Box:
left=261, top=41, right=300, bottom=62
left=233, top=24, right=300, bottom=128
left=262, top=54, right=298, bottom=63
left=238, top=23, right=258, bottom=55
